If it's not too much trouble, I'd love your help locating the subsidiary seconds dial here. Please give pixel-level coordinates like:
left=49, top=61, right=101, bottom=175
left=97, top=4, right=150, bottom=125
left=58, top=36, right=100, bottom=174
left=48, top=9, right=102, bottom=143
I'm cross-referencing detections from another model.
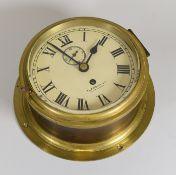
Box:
left=28, top=26, right=140, bottom=114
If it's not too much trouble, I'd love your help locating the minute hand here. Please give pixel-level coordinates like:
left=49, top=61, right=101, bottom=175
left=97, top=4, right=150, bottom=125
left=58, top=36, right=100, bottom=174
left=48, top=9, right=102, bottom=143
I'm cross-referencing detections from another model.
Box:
left=47, top=42, right=80, bottom=64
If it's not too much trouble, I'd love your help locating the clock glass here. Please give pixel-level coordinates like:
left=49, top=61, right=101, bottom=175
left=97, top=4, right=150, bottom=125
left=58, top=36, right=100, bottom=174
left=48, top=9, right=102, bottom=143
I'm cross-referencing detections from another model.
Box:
left=27, top=25, right=140, bottom=114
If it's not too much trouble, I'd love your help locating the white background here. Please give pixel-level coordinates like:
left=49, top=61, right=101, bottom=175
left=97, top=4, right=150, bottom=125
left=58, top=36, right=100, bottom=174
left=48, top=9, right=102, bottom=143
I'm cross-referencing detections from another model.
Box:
left=0, top=0, right=176, bottom=174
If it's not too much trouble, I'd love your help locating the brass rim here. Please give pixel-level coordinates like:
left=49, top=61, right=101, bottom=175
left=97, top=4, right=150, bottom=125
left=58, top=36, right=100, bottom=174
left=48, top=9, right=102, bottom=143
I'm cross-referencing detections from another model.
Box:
left=14, top=77, right=155, bottom=161
left=18, top=17, right=149, bottom=128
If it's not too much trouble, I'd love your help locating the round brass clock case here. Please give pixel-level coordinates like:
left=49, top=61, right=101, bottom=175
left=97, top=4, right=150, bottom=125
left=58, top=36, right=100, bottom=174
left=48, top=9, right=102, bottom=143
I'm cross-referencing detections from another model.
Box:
left=14, top=17, right=155, bottom=161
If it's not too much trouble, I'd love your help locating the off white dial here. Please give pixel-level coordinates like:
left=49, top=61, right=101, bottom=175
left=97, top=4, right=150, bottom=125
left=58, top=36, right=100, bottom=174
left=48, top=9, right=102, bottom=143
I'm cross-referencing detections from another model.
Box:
left=28, top=26, right=140, bottom=114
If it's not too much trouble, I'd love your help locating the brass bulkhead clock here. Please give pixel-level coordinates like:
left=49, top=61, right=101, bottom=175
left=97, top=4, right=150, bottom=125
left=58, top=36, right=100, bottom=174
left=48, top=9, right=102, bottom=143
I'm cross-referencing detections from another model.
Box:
left=14, top=17, right=155, bottom=160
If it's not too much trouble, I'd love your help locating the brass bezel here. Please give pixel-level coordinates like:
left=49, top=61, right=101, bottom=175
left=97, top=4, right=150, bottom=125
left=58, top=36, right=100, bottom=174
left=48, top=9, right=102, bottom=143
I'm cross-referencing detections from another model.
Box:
left=19, top=17, right=149, bottom=128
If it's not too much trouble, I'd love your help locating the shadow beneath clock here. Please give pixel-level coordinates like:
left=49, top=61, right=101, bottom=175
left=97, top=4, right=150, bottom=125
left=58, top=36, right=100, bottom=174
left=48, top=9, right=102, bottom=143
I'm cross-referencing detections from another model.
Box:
left=0, top=3, right=74, bottom=119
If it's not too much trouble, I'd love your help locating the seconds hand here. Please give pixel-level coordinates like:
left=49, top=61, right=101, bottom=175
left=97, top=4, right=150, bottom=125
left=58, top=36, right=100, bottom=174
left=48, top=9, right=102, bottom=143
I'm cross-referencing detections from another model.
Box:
left=47, top=42, right=80, bottom=65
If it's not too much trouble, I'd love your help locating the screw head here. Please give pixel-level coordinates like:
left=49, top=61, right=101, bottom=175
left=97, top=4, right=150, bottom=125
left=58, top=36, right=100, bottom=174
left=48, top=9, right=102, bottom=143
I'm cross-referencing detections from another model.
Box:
left=117, top=144, right=123, bottom=150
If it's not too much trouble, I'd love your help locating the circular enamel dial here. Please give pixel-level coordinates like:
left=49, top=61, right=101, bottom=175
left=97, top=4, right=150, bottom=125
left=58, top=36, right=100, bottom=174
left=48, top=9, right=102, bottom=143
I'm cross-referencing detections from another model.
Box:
left=28, top=25, right=140, bottom=114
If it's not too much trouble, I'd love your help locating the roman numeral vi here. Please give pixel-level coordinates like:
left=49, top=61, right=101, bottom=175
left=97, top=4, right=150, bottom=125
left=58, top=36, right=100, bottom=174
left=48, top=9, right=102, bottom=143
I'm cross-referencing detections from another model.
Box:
left=97, top=94, right=111, bottom=106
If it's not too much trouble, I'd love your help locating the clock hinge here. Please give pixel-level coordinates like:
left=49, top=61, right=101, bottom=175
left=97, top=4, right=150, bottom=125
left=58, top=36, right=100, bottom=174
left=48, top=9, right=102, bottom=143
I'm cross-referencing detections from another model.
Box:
left=128, top=29, right=150, bottom=57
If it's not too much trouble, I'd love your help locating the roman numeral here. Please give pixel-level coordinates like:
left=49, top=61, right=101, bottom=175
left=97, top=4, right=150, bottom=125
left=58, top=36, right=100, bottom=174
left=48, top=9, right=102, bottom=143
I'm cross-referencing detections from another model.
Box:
left=77, top=98, right=89, bottom=110
left=42, top=81, right=56, bottom=94
left=37, top=66, right=49, bottom=73
left=97, top=94, right=111, bottom=106
left=55, top=92, right=70, bottom=107
left=114, top=83, right=126, bottom=91
left=43, top=47, right=56, bottom=57
left=111, top=48, right=124, bottom=57
left=83, top=32, right=86, bottom=41
left=99, top=36, right=108, bottom=46
left=58, top=35, right=73, bottom=47
left=117, top=65, right=130, bottom=74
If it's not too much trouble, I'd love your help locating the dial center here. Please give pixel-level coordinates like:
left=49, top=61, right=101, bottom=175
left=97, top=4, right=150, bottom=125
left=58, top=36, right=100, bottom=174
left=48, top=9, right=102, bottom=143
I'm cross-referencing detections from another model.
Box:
left=79, top=63, right=89, bottom=72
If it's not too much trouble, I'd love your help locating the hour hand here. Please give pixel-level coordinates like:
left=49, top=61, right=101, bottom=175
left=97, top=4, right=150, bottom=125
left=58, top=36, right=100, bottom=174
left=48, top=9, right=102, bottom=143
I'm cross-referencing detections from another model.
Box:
left=85, top=41, right=99, bottom=64
left=47, top=42, right=80, bottom=65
